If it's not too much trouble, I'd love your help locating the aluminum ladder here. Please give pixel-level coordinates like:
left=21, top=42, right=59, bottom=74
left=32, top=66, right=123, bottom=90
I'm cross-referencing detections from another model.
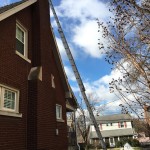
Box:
left=48, top=0, right=107, bottom=149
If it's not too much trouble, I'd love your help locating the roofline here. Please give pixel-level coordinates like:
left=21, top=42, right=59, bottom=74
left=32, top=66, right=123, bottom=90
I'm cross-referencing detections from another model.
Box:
left=50, top=25, right=79, bottom=108
left=90, top=119, right=132, bottom=125
left=96, top=113, right=132, bottom=117
left=0, top=0, right=37, bottom=21
left=66, top=103, right=76, bottom=111
left=50, top=25, right=69, bottom=91
left=50, top=25, right=78, bottom=107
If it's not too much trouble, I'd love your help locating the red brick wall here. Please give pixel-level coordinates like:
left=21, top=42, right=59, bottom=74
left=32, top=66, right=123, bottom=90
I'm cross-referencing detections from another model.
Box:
left=0, top=5, right=33, bottom=150
left=0, top=0, right=68, bottom=149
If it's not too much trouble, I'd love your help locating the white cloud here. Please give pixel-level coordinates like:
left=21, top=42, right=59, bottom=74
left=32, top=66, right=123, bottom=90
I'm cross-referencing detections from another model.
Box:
left=94, top=69, right=123, bottom=85
left=53, top=0, right=111, bottom=59
left=83, top=68, right=122, bottom=101
left=64, top=66, right=76, bottom=82
left=84, top=81, right=116, bottom=102
left=73, top=20, right=105, bottom=58
left=64, top=61, right=124, bottom=115
left=53, top=35, right=77, bottom=61
left=80, top=60, right=146, bottom=116
left=79, top=66, right=128, bottom=115
left=55, top=37, right=68, bottom=60
left=65, top=67, right=122, bottom=115
left=51, top=19, right=57, bottom=28
left=71, top=85, right=80, bottom=93
left=56, top=0, right=110, bottom=20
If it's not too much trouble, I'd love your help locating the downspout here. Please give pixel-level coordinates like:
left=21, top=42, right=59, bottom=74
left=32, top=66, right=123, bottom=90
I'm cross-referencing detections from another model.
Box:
left=74, top=110, right=80, bottom=150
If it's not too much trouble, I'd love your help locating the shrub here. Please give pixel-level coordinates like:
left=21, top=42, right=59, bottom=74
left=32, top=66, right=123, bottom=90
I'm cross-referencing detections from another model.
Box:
left=105, top=141, right=110, bottom=148
left=87, top=144, right=95, bottom=149
left=97, top=144, right=103, bottom=149
left=116, top=141, right=123, bottom=148
left=115, top=138, right=140, bottom=148
left=130, top=139, right=140, bottom=147
left=124, top=138, right=132, bottom=145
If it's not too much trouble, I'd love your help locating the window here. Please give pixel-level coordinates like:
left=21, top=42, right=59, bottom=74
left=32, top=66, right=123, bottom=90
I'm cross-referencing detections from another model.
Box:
left=0, top=84, right=19, bottom=113
left=109, top=137, right=115, bottom=146
left=120, top=122, right=124, bottom=128
left=110, top=137, right=114, bottom=143
left=4, top=89, right=15, bottom=110
left=56, top=104, right=62, bottom=120
left=106, top=123, right=113, bottom=126
left=16, top=21, right=28, bottom=58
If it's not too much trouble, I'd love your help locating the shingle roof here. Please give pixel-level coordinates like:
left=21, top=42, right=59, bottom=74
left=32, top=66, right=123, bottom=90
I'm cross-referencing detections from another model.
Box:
left=95, top=114, right=132, bottom=123
left=90, top=128, right=135, bottom=138
left=0, top=0, right=28, bottom=14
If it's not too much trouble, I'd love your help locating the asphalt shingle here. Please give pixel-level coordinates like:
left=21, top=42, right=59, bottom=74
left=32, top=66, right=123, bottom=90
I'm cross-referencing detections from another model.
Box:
left=90, top=128, right=135, bottom=138
left=0, top=0, right=28, bottom=14
left=95, top=114, right=132, bottom=123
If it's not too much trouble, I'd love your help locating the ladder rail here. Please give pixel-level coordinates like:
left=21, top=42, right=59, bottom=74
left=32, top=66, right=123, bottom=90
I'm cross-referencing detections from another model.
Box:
left=49, top=0, right=107, bottom=149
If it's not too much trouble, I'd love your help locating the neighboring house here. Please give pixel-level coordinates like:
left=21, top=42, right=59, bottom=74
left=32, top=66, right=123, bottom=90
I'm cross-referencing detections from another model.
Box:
left=88, top=114, right=135, bottom=147
left=0, top=0, right=78, bottom=150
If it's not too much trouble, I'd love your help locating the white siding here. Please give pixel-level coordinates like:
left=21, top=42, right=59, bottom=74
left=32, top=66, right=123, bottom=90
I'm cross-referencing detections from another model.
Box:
left=90, top=121, right=133, bottom=132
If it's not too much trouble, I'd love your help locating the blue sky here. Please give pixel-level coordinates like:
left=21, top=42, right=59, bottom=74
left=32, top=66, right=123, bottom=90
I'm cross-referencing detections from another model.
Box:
left=0, top=0, right=123, bottom=115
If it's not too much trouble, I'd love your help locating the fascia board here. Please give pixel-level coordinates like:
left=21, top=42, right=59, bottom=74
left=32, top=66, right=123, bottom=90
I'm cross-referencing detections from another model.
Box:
left=0, top=0, right=37, bottom=21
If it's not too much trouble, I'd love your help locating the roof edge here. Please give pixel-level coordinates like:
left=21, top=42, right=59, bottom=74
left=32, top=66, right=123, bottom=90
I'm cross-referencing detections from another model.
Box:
left=50, top=25, right=78, bottom=108
left=50, top=25, right=69, bottom=91
left=0, top=0, right=37, bottom=21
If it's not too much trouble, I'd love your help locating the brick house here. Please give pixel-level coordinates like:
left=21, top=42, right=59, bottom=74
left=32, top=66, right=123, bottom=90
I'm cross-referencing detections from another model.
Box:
left=88, top=114, right=135, bottom=147
left=0, top=0, right=78, bottom=149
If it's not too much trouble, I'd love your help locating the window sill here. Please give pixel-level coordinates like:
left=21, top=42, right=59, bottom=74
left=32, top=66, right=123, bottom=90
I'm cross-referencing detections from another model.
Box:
left=0, top=110, right=22, bottom=118
left=57, top=119, right=65, bottom=123
left=16, top=51, right=31, bottom=63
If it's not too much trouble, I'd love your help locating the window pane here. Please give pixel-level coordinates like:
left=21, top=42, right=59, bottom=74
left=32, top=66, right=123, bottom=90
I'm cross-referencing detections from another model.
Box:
left=110, top=138, right=113, bottom=143
left=56, top=106, right=59, bottom=118
left=16, top=39, right=24, bottom=55
left=120, top=122, right=124, bottom=127
left=4, top=90, right=15, bottom=110
left=16, top=26, right=24, bottom=43
left=56, top=105, right=62, bottom=119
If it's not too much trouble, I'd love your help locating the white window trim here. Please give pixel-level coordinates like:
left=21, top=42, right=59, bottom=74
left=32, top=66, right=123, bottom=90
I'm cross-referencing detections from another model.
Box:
left=57, top=119, right=65, bottom=123
left=16, top=51, right=31, bottom=63
left=0, top=84, right=22, bottom=117
left=0, top=110, right=22, bottom=117
left=56, top=104, right=64, bottom=121
left=51, top=74, right=55, bottom=88
left=16, top=20, right=31, bottom=63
